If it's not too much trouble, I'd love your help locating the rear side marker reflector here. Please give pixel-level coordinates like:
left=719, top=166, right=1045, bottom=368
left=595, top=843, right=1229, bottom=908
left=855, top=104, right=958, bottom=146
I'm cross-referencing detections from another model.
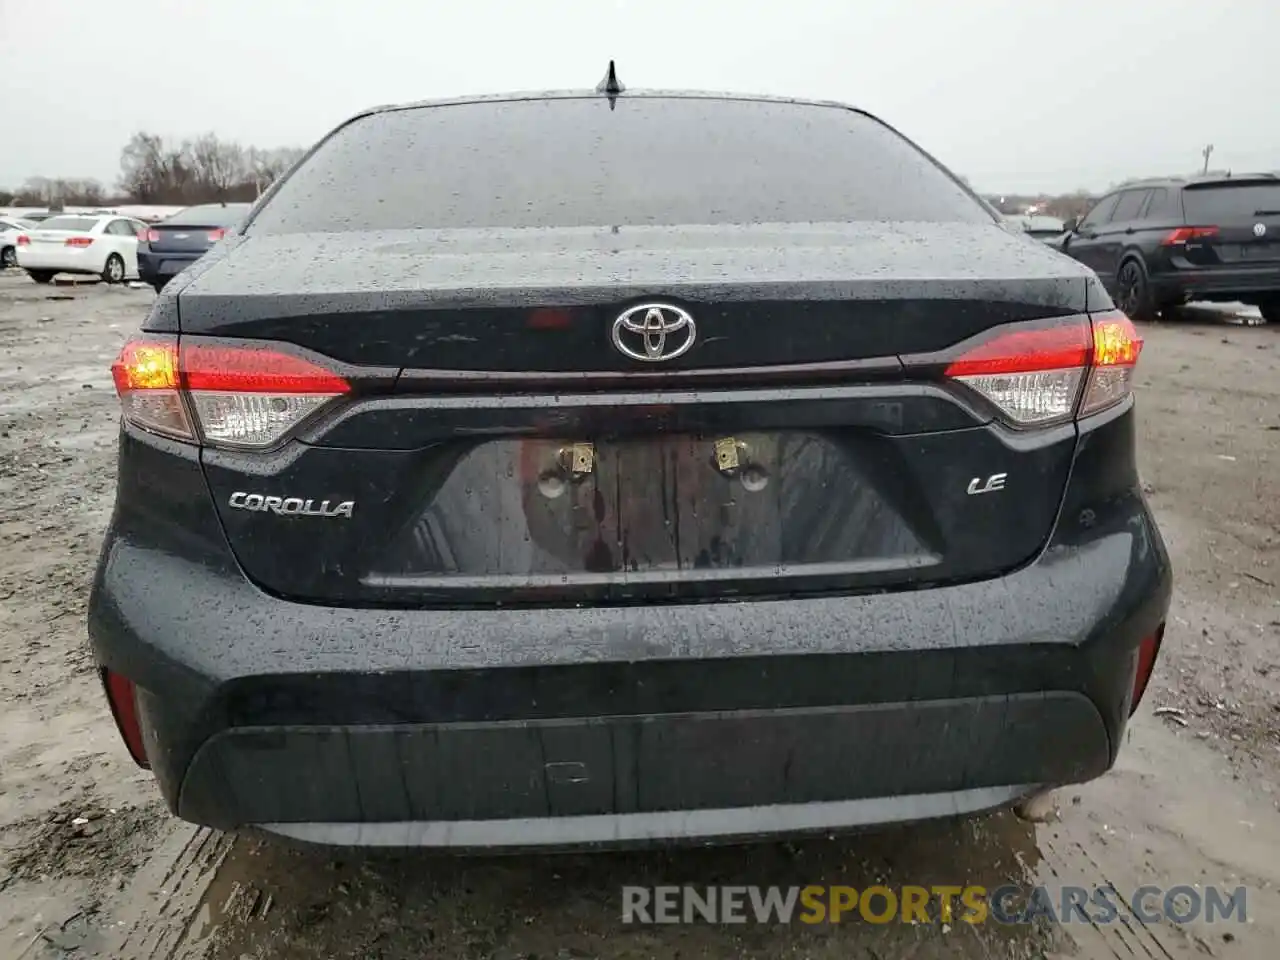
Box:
left=1130, top=625, right=1164, bottom=715
left=943, top=311, right=1142, bottom=427
left=111, top=336, right=351, bottom=449
left=102, top=669, right=149, bottom=768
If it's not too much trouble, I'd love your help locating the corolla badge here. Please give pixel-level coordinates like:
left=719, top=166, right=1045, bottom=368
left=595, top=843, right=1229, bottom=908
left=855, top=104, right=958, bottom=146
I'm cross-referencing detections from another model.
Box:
left=1254, top=223, right=1267, bottom=238
left=611, top=303, right=697, bottom=362
left=228, top=492, right=355, bottom=518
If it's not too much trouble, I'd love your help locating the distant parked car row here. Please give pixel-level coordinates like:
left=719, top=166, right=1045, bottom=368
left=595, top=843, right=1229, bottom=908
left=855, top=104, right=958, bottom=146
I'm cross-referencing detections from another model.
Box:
left=0, top=202, right=252, bottom=291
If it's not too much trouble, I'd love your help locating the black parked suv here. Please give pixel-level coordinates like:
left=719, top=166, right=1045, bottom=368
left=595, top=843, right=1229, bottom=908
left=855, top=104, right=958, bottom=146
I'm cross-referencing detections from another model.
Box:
left=1059, top=174, right=1280, bottom=322
left=88, top=84, right=1172, bottom=849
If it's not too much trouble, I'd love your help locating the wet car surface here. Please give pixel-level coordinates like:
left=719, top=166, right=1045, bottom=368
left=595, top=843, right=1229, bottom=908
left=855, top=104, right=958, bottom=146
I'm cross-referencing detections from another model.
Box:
left=0, top=276, right=1276, bottom=957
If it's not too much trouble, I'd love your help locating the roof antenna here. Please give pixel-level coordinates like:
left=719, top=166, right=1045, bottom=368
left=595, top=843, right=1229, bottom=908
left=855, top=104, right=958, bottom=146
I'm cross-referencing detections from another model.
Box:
left=595, top=60, right=624, bottom=108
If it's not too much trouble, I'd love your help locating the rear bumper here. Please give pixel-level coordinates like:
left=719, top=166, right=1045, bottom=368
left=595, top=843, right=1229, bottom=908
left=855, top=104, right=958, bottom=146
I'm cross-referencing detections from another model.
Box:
left=137, top=250, right=199, bottom=282
left=16, top=247, right=102, bottom=274
left=1152, top=265, right=1280, bottom=301
left=87, top=407, right=1172, bottom=849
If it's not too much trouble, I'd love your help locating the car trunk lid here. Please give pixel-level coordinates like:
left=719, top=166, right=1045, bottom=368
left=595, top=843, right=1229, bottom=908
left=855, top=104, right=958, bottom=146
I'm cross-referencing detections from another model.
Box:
left=181, top=223, right=1099, bottom=607
left=1177, top=179, right=1280, bottom=265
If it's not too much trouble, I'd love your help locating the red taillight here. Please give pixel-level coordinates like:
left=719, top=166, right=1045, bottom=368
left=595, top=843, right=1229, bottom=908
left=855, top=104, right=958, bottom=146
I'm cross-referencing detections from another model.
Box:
left=1081, top=311, right=1142, bottom=417
left=64, top=236, right=94, bottom=247
left=1129, top=625, right=1164, bottom=715
left=16, top=234, right=29, bottom=246
left=942, top=311, right=1143, bottom=427
left=145, top=229, right=160, bottom=243
left=111, top=336, right=351, bottom=448
left=207, top=228, right=226, bottom=242
left=102, top=669, right=149, bottom=768
left=1161, top=226, right=1218, bottom=246
left=943, top=323, right=1091, bottom=378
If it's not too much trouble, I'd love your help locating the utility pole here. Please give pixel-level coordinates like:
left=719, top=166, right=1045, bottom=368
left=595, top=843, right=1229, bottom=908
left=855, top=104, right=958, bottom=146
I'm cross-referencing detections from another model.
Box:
left=1201, top=144, right=1214, bottom=174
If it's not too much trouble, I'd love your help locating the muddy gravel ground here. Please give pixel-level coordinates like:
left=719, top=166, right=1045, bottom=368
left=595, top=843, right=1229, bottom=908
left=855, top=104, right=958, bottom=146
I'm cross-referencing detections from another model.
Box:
left=0, top=269, right=1277, bottom=960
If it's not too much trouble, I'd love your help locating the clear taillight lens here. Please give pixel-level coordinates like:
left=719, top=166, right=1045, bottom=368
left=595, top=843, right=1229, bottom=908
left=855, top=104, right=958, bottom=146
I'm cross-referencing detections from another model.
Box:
left=943, top=319, right=1091, bottom=427
left=942, top=311, right=1142, bottom=427
left=110, top=337, right=350, bottom=449
left=188, top=392, right=335, bottom=446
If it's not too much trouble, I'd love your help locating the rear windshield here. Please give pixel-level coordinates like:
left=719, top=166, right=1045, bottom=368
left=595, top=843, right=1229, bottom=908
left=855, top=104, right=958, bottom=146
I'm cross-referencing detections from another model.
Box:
left=1181, top=182, right=1280, bottom=223
left=162, top=204, right=251, bottom=227
left=249, top=96, right=991, bottom=233
left=37, top=216, right=98, bottom=232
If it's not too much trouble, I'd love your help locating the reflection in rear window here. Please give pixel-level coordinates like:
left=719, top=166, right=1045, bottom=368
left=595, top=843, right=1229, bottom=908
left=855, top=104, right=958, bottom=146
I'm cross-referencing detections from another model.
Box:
left=37, top=216, right=98, bottom=231
left=249, top=96, right=992, bottom=233
left=1181, top=183, right=1280, bottom=223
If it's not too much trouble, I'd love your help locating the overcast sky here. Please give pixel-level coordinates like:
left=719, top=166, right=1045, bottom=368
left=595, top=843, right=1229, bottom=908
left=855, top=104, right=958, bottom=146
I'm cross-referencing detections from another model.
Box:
left=2, top=0, right=1277, bottom=194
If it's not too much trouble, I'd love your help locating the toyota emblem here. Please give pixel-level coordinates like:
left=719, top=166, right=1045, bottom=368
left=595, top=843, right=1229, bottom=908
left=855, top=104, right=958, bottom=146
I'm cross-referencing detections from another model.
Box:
left=1254, top=223, right=1267, bottom=238
left=611, top=303, right=697, bottom=362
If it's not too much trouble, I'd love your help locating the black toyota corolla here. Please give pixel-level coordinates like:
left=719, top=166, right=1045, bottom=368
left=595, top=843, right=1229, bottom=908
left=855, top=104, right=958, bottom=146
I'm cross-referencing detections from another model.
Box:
left=88, top=79, right=1172, bottom=849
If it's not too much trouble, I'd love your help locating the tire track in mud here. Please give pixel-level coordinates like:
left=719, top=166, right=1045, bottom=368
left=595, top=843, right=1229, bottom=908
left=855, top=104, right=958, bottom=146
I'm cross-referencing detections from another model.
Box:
left=99, top=825, right=236, bottom=959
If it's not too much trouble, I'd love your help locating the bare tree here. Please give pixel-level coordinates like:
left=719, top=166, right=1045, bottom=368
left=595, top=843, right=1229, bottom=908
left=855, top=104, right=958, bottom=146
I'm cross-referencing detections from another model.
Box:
left=117, top=132, right=306, bottom=204
left=119, top=132, right=174, bottom=203
left=189, top=133, right=246, bottom=199
left=246, top=146, right=306, bottom=195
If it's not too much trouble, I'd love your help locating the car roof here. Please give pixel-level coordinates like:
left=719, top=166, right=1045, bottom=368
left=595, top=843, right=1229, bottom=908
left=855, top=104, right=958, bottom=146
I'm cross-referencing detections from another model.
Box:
left=1111, top=172, right=1280, bottom=191
left=342, top=87, right=877, bottom=128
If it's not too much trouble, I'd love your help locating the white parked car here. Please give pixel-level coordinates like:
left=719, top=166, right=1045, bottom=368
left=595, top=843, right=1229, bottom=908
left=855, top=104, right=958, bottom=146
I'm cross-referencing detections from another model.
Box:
left=14, top=213, right=149, bottom=284
left=0, top=216, right=36, bottom=269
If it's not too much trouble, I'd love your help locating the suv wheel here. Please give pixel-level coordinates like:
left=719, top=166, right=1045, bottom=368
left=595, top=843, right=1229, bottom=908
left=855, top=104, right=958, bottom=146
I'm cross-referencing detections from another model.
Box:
left=1116, top=259, right=1155, bottom=322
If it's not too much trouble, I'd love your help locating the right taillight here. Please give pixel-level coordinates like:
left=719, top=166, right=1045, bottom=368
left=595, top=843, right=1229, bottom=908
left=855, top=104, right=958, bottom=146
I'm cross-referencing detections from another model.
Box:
left=942, top=310, right=1142, bottom=427
left=16, top=234, right=29, bottom=246
left=1080, top=310, right=1143, bottom=416
left=110, top=335, right=351, bottom=449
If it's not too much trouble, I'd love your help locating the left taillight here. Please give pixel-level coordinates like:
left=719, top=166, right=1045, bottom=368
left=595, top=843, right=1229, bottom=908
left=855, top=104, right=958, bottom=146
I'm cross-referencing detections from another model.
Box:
left=110, top=335, right=351, bottom=449
left=16, top=234, right=29, bottom=246
left=942, top=310, right=1143, bottom=427
left=102, top=669, right=149, bottom=767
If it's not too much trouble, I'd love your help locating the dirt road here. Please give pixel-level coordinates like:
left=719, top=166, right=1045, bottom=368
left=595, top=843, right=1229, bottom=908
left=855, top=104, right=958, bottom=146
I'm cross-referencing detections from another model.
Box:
left=1, top=270, right=1277, bottom=959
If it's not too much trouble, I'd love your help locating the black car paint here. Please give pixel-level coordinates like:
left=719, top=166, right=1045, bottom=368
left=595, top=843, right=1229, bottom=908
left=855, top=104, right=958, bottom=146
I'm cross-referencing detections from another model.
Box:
left=87, top=91, right=1172, bottom=847
left=1060, top=176, right=1280, bottom=317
